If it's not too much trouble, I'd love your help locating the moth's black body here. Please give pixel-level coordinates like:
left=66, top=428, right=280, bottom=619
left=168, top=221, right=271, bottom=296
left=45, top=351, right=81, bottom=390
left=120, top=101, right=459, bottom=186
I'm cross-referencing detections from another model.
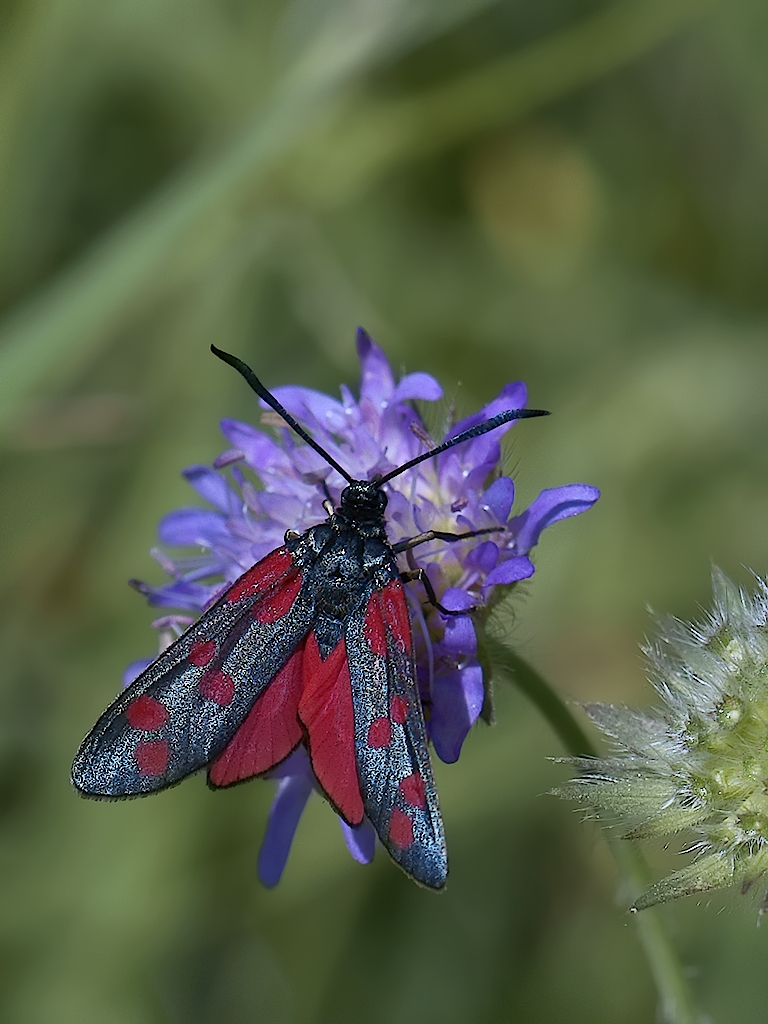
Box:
left=291, top=481, right=394, bottom=658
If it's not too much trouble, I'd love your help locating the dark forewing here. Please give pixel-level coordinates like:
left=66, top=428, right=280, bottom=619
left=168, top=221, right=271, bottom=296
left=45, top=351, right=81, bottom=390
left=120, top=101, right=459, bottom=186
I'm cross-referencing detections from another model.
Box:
left=347, top=579, right=447, bottom=889
left=72, top=547, right=313, bottom=797
left=207, top=641, right=306, bottom=788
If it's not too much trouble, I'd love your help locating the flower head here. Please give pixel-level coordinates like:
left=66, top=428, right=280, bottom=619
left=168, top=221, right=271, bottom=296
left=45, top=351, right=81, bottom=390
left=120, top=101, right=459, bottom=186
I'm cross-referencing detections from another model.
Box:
left=132, top=329, right=598, bottom=884
left=561, top=569, right=768, bottom=911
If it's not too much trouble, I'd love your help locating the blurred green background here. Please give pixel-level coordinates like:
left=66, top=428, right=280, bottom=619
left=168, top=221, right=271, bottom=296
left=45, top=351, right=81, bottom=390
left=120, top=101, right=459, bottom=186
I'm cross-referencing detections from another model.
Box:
left=3, top=0, right=768, bottom=1020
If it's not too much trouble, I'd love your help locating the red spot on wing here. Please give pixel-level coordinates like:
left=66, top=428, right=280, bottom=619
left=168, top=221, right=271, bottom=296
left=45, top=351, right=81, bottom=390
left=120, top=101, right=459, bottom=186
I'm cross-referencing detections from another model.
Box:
left=390, top=695, right=408, bottom=725
left=254, top=572, right=303, bottom=623
left=189, top=640, right=216, bottom=666
left=367, top=717, right=392, bottom=748
left=389, top=808, right=414, bottom=849
left=381, top=579, right=412, bottom=654
left=298, top=633, right=363, bottom=825
left=209, top=643, right=305, bottom=787
left=135, top=739, right=170, bottom=776
left=126, top=695, right=169, bottom=731
left=363, top=593, right=387, bottom=656
left=225, top=547, right=294, bottom=603
left=399, top=773, right=426, bottom=809
left=199, top=669, right=235, bottom=706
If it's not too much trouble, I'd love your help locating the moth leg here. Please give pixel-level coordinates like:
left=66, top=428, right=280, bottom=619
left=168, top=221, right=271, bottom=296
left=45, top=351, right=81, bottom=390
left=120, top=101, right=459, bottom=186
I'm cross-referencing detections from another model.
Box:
left=392, top=526, right=503, bottom=554
left=400, top=568, right=480, bottom=616
left=320, top=478, right=335, bottom=516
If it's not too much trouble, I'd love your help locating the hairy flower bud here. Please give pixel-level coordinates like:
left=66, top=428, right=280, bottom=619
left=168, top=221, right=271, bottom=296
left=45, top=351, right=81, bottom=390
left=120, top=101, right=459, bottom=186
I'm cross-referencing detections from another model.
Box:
left=560, top=569, right=768, bottom=910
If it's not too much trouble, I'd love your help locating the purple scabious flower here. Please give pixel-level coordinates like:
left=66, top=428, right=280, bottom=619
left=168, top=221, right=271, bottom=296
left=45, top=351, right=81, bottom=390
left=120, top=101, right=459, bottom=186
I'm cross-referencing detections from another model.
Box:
left=130, top=329, right=599, bottom=885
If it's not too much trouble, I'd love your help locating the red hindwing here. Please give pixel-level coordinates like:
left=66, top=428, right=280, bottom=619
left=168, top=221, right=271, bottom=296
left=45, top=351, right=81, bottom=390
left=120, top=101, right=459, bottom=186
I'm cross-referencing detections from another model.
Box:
left=208, top=642, right=305, bottom=787
left=298, top=633, right=364, bottom=825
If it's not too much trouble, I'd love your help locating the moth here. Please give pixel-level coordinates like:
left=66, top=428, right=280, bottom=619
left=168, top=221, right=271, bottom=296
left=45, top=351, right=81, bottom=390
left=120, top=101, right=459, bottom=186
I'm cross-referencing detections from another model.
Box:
left=72, top=346, right=547, bottom=889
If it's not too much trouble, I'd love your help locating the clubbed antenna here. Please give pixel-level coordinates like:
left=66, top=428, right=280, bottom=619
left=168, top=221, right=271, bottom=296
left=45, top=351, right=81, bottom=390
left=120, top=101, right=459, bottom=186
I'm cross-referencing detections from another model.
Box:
left=376, top=408, right=549, bottom=485
left=211, top=346, right=355, bottom=484
left=212, top=345, right=548, bottom=489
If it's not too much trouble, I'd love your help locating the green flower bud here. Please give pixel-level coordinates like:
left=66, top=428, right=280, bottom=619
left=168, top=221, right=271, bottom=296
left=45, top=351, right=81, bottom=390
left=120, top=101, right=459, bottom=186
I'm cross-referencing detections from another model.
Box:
left=558, top=569, right=768, bottom=911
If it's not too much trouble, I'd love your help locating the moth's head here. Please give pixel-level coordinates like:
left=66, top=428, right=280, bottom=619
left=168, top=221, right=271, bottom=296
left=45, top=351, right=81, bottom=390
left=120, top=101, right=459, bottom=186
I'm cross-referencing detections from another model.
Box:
left=339, top=479, right=388, bottom=523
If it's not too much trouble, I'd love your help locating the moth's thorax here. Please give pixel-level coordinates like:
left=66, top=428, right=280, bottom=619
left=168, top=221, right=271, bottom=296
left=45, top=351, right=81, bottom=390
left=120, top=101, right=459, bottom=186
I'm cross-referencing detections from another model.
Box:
left=283, top=482, right=397, bottom=650
left=311, top=527, right=396, bottom=608
left=297, top=522, right=398, bottom=657
left=337, top=480, right=388, bottom=536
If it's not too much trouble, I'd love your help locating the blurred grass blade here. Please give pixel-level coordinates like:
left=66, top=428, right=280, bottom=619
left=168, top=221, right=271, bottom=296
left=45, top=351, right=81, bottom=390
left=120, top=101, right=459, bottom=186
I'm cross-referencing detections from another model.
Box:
left=295, top=0, right=721, bottom=204
left=0, top=0, right=717, bottom=436
left=0, top=0, right=500, bottom=435
left=278, top=0, right=503, bottom=64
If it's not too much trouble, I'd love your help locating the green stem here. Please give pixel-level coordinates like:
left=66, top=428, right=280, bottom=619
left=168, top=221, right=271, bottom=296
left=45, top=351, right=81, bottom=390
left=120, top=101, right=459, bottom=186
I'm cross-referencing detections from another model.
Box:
left=485, top=636, right=702, bottom=1024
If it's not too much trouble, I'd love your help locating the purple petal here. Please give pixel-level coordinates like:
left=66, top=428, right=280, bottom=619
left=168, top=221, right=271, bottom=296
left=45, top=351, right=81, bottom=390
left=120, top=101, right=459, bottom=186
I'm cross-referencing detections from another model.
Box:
left=150, top=613, right=194, bottom=634
left=450, top=382, right=528, bottom=438
left=446, top=383, right=529, bottom=473
left=464, top=540, right=499, bottom=575
left=220, top=419, right=294, bottom=474
left=378, top=404, right=426, bottom=469
left=510, top=484, right=601, bottom=554
left=143, top=579, right=218, bottom=611
left=285, top=430, right=353, bottom=487
left=357, top=327, right=395, bottom=410
left=412, top=497, right=442, bottom=536
left=257, top=491, right=306, bottom=527
left=266, top=745, right=314, bottom=780
left=257, top=773, right=314, bottom=888
left=182, top=466, right=235, bottom=512
left=392, top=372, right=443, bottom=403
left=340, top=817, right=376, bottom=864
left=271, top=386, right=348, bottom=435
left=442, top=613, right=477, bottom=657
left=123, top=657, right=153, bottom=687
left=339, top=383, right=357, bottom=410
left=485, top=555, right=535, bottom=586
left=212, top=449, right=245, bottom=469
left=157, top=508, right=229, bottom=546
left=385, top=488, right=418, bottom=535
left=439, top=587, right=473, bottom=613
left=482, top=476, right=516, bottom=522
left=430, top=664, right=485, bottom=764
left=340, top=422, right=383, bottom=476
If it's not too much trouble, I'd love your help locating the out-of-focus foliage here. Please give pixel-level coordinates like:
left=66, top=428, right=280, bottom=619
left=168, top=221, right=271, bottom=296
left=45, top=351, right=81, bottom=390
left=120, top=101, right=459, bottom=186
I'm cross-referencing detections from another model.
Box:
left=3, top=0, right=768, bottom=1020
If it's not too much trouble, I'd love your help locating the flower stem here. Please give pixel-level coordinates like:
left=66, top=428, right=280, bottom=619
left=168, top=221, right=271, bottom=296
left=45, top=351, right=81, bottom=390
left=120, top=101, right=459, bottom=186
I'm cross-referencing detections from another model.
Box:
left=485, top=636, right=703, bottom=1024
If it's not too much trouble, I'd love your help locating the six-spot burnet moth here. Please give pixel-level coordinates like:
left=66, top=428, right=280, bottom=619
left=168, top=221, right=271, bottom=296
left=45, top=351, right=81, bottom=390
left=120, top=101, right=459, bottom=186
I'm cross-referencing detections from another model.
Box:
left=71, top=344, right=548, bottom=889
